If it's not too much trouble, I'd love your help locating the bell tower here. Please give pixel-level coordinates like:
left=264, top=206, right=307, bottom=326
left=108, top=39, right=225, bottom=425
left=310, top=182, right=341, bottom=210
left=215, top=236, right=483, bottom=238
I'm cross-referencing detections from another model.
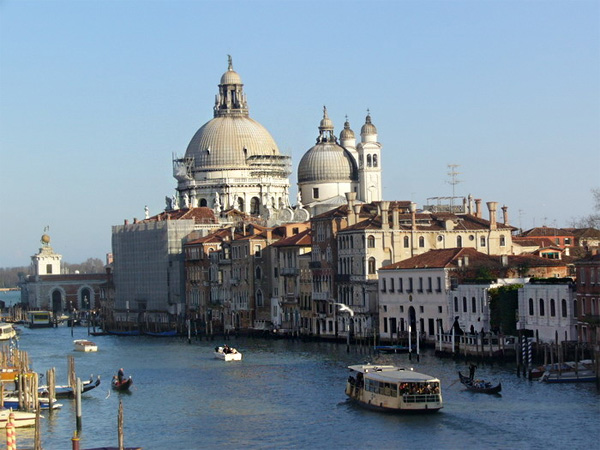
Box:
left=357, top=111, right=382, bottom=203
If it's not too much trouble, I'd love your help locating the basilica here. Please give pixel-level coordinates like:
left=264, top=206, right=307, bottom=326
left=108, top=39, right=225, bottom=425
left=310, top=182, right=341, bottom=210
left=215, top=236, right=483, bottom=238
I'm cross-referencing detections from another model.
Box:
left=170, top=56, right=382, bottom=222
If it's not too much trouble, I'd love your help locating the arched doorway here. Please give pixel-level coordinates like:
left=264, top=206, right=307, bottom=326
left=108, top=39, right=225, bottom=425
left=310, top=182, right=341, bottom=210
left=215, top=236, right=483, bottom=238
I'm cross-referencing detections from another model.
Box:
left=51, top=290, right=63, bottom=313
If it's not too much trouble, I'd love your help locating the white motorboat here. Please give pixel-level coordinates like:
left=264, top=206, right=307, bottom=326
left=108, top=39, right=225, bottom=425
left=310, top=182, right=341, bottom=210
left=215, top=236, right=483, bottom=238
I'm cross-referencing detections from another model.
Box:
left=0, top=408, right=38, bottom=428
left=345, top=364, right=443, bottom=413
left=214, top=346, right=242, bottom=361
left=0, top=324, right=16, bottom=341
left=73, top=339, right=98, bottom=352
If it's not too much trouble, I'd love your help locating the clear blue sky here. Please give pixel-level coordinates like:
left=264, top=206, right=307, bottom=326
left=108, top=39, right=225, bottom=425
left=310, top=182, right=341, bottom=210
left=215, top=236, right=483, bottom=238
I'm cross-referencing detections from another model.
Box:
left=1, top=0, right=598, bottom=268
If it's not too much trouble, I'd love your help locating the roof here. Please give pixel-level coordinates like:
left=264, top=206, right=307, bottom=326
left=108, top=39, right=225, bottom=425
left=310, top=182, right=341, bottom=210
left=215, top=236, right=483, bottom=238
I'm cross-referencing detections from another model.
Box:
left=148, top=207, right=218, bottom=224
left=520, top=226, right=574, bottom=237
left=271, top=228, right=312, bottom=247
left=347, top=365, right=438, bottom=383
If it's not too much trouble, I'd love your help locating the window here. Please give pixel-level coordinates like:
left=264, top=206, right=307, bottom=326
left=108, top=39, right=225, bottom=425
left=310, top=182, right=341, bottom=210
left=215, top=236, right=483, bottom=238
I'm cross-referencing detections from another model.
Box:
left=463, top=297, right=467, bottom=313
left=480, top=236, right=486, bottom=247
left=408, top=278, right=413, bottom=293
left=373, top=154, right=378, bottom=167
left=367, top=154, right=372, bottom=167
left=313, top=188, right=319, bottom=199
left=454, top=296, right=458, bottom=312
left=398, top=278, right=403, bottom=293
left=565, top=238, right=571, bottom=245
left=471, top=297, right=477, bottom=313
left=418, top=277, right=423, bottom=293
left=404, top=236, right=409, bottom=248
left=419, top=236, right=425, bottom=248
left=390, top=278, right=395, bottom=292
left=255, top=266, right=262, bottom=280
left=368, top=257, right=376, bottom=274
left=256, top=290, right=264, bottom=307
left=436, top=277, right=442, bottom=292
left=539, top=298, right=545, bottom=316
left=427, top=277, right=432, bottom=292
left=500, top=235, right=506, bottom=246
left=438, top=306, right=443, bottom=313
left=581, top=298, right=586, bottom=315
left=550, top=299, right=556, bottom=317
left=381, top=278, right=387, bottom=292
left=457, top=236, right=463, bottom=247
left=46, top=264, right=53, bottom=274
left=529, top=298, right=534, bottom=315
left=562, top=299, right=567, bottom=318
left=367, top=235, right=375, bottom=248
left=573, top=299, right=578, bottom=317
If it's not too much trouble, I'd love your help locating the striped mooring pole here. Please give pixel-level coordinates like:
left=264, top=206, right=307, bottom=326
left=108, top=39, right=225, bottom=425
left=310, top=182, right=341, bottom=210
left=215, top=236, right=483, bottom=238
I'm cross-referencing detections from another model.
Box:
left=6, top=411, right=16, bottom=450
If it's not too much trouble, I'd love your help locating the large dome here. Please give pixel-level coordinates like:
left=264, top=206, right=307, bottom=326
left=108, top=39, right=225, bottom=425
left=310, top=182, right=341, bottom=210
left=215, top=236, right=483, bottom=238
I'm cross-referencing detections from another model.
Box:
left=185, top=116, right=279, bottom=168
left=298, top=141, right=358, bottom=183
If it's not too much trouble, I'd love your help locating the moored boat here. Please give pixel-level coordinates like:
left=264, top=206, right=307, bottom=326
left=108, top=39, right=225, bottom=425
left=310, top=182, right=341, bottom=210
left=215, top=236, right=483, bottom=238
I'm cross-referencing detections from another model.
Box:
left=214, top=345, right=242, bottom=361
left=539, top=360, right=597, bottom=383
left=458, top=371, right=502, bottom=394
left=3, top=395, right=62, bottom=410
left=73, top=339, right=98, bottom=352
left=39, top=375, right=101, bottom=399
left=0, top=408, right=38, bottom=428
left=345, top=364, right=443, bottom=413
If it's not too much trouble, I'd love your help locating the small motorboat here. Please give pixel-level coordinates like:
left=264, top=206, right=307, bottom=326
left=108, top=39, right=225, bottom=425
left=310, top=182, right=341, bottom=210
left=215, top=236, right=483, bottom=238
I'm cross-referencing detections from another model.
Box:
left=73, top=339, right=98, bottom=352
left=459, top=372, right=502, bottom=394
left=3, top=395, right=62, bottom=410
left=0, top=408, right=37, bottom=428
left=112, top=376, right=133, bottom=391
left=214, top=346, right=242, bottom=361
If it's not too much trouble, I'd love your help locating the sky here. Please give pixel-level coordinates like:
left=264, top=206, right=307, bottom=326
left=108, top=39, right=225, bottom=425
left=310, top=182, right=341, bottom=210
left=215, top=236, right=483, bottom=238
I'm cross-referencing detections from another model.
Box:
left=1, top=0, right=598, bottom=268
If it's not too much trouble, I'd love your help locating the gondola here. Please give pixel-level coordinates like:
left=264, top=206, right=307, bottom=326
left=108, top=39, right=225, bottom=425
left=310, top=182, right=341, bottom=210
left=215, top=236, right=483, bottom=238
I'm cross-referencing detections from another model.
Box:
left=112, top=376, right=133, bottom=391
left=458, top=372, right=502, bottom=394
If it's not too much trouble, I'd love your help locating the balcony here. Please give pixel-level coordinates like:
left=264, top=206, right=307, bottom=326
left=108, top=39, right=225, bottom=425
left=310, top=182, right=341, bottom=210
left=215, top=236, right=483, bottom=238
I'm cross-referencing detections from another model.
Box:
left=312, top=292, right=329, bottom=301
left=281, top=267, right=299, bottom=276
left=335, top=274, right=351, bottom=283
left=309, top=261, right=322, bottom=269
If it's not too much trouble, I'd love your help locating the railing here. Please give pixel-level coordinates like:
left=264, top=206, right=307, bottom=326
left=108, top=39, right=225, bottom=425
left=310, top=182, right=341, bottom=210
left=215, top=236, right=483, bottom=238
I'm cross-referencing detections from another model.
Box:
left=312, top=292, right=329, bottom=301
left=403, top=394, right=441, bottom=404
left=281, top=267, right=299, bottom=276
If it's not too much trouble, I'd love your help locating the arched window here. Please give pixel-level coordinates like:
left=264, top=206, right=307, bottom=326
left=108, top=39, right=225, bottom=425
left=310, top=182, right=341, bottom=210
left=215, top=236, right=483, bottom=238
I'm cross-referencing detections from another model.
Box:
left=255, top=266, right=262, bottom=280
left=529, top=298, right=534, bottom=315
left=419, top=236, right=425, bottom=248
left=256, top=289, right=263, bottom=307
left=457, top=236, right=463, bottom=247
left=562, top=299, right=567, bottom=317
left=454, top=296, right=459, bottom=312
left=500, top=235, right=506, bottom=246
left=539, top=298, right=545, bottom=316
left=471, top=297, right=477, bottom=313
left=550, top=299, right=556, bottom=317
left=368, top=257, right=376, bottom=274
left=373, top=154, right=378, bottom=167
left=237, top=197, right=244, bottom=211
left=404, top=236, right=409, bottom=248
left=367, top=154, right=372, bottom=167
left=250, top=197, right=260, bottom=215
left=200, top=198, right=208, bottom=207
left=367, top=235, right=375, bottom=248
left=463, top=297, right=467, bottom=313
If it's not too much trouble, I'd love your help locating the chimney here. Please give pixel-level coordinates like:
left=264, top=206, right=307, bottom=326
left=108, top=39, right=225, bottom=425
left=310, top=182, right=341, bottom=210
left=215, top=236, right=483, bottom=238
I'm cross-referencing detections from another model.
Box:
left=124, top=219, right=129, bottom=225
left=410, top=202, right=417, bottom=231
left=353, top=204, right=361, bottom=218
left=133, top=218, right=138, bottom=224
left=267, top=228, right=273, bottom=240
left=475, top=199, right=482, bottom=218
left=346, top=192, right=357, bottom=226
left=502, top=205, right=509, bottom=226
left=468, top=194, right=474, bottom=215
left=381, top=201, right=390, bottom=230
left=487, top=201, right=498, bottom=230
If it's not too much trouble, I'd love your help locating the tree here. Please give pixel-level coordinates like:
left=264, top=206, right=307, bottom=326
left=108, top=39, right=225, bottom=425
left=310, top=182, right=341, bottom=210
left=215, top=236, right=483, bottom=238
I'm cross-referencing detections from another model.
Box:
left=570, top=188, right=600, bottom=228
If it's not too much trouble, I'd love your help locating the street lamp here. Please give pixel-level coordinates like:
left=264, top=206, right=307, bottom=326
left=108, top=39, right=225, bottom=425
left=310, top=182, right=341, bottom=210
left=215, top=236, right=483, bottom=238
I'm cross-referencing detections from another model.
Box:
left=334, top=303, right=354, bottom=353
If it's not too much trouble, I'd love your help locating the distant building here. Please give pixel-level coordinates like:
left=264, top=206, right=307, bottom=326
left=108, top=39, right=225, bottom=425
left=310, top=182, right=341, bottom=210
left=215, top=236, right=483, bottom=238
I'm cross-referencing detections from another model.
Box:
left=19, top=232, right=108, bottom=313
left=574, top=252, right=600, bottom=348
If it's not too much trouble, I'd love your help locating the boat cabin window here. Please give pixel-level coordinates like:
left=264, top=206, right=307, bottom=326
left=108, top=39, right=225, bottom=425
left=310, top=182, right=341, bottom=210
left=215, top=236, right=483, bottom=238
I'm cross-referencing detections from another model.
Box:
left=365, top=379, right=398, bottom=397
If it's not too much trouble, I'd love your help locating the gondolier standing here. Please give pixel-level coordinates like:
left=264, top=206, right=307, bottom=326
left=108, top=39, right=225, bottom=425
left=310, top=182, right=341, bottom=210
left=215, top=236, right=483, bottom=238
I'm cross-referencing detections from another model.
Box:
left=469, top=364, right=477, bottom=380
left=117, top=368, right=124, bottom=383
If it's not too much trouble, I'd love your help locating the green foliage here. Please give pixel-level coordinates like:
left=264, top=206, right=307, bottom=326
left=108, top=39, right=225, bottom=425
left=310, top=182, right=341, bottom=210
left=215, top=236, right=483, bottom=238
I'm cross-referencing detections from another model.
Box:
left=488, top=284, right=522, bottom=335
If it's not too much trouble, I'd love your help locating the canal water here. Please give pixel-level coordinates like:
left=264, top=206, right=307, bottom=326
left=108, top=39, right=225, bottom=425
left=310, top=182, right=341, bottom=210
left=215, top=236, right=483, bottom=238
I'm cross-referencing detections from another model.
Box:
left=5, top=323, right=598, bottom=450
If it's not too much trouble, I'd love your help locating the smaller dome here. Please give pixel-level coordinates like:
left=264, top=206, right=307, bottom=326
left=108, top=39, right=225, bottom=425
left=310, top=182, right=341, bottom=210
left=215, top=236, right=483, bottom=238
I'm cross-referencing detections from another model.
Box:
left=319, top=106, right=334, bottom=131
left=41, top=234, right=50, bottom=245
left=340, top=118, right=355, bottom=140
left=361, top=113, right=377, bottom=135
left=220, top=55, right=243, bottom=85
left=220, top=69, right=242, bottom=85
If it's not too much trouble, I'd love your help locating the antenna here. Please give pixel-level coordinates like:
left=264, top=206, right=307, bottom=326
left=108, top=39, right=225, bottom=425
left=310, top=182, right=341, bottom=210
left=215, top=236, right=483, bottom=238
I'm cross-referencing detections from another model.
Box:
left=446, top=164, right=462, bottom=209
